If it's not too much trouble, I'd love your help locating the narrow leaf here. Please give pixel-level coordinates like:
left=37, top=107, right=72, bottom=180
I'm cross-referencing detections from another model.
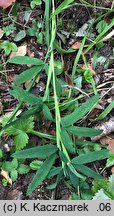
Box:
left=96, top=100, right=114, bottom=121
left=27, top=153, right=57, bottom=195
left=12, top=144, right=58, bottom=159
left=51, top=0, right=74, bottom=17
left=62, top=94, right=99, bottom=127
left=8, top=56, right=44, bottom=65
left=71, top=150, right=109, bottom=165
left=66, top=126, right=102, bottom=137
left=74, top=164, right=103, bottom=179
left=61, top=128, right=75, bottom=153
left=68, top=163, right=85, bottom=179
left=15, top=65, right=43, bottom=85
left=10, top=86, right=43, bottom=105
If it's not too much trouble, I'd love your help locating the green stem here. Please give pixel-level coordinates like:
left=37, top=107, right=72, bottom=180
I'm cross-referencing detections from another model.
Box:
left=30, top=130, right=55, bottom=140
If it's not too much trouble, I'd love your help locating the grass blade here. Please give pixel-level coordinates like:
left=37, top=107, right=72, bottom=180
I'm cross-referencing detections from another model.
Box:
left=95, top=100, right=114, bottom=121
left=51, top=0, right=74, bottom=17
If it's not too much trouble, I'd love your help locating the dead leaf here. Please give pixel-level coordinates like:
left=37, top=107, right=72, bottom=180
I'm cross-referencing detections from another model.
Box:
left=111, top=166, right=114, bottom=174
left=79, top=63, right=96, bottom=75
left=0, top=0, right=15, bottom=9
left=7, top=74, right=17, bottom=83
left=1, top=169, right=12, bottom=185
left=100, top=29, right=114, bottom=42
left=100, top=135, right=114, bottom=153
left=0, top=28, right=4, bottom=39
left=71, top=41, right=88, bottom=50
left=10, top=45, right=27, bottom=58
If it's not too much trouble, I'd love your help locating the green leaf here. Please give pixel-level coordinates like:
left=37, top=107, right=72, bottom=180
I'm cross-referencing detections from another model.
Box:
left=8, top=56, right=44, bottom=65
left=106, top=152, right=114, bottom=168
left=59, top=151, right=69, bottom=163
left=92, top=189, right=111, bottom=200
left=71, top=150, right=109, bottom=165
left=12, top=144, right=58, bottom=159
left=15, top=65, right=43, bottom=85
left=14, top=30, right=26, bottom=41
left=11, top=170, right=18, bottom=182
left=92, top=178, right=114, bottom=199
left=0, top=149, right=3, bottom=158
left=30, top=160, right=43, bottom=170
left=47, top=167, right=62, bottom=178
left=11, top=158, right=18, bottom=170
left=67, top=168, right=79, bottom=188
left=14, top=132, right=29, bottom=150
left=96, top=20, right=108, bottom=34
left=66, top=126, right=102, bottom=137
left=95, top=100, right=114, bottom=121
left=10, top=86, right=43, bottom=105
left=47, top=170, right=63, bottom=190
left=2, top=161, right=13, bottom=172
left=54, top=60, right=63, bottom=75
left=54, top=40, right=75, bottom=54
left=62, top=94, right=99, bottom=127
left=51, top=0, right=74, bottom=17
left=68, top=163, right=85, bottom=180
left=61, top=128, right=75, bottom=153
left=18, top=164, right=30, bottom=174
left=74, top=164, right=103, bottom=179
left=43, top=104, right=53, bottom=121
left=27, top=153, right=57, bottom=195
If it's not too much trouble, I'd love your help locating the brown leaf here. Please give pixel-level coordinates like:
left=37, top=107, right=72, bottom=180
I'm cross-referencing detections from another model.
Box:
left=79, top=63, right=96, bottom=75
left=100, top=135, right=114, bottom=153
left=71, top=41, right=88, bottom=50
left=111, top=166, right=114, bottom=174
left=10, top=45, right=27, bottom=58
left=0, top=0, right=15, bottom=9
left=1, top=169, right=12, bottom=185
left=0, top=28, right=4, bottom=39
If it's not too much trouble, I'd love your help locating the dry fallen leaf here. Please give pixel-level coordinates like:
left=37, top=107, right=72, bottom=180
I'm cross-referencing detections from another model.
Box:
left=100, top=135, right=114, bottom=153
left=10, top=45, right=27, bottom=58
left=0, top=28, right=4, bottom=39
left=0, top=0, right=15, bottom=9
left=1, top=169, right=12, bottom=185
left=79, top=63, right=96, bottom=75
left=71, top=41, right=88, bottom=50
left=100, top=29, right=114, bottom=42
left=111, top=166, right=114, bottom=174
